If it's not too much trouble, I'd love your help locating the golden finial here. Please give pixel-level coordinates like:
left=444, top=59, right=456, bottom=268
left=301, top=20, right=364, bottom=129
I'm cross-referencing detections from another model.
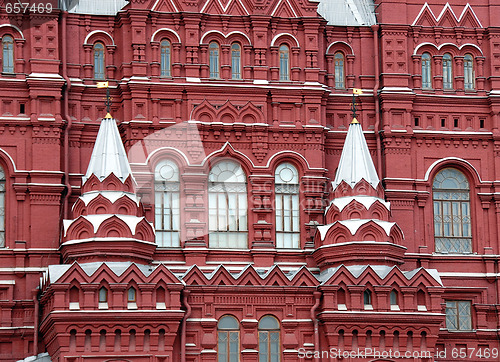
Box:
left=350, top=88, right=363, bottom=124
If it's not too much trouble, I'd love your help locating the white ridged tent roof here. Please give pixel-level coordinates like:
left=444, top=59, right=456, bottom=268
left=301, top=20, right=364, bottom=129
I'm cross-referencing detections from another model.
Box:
left=65, top=0, right=127, bottom=15
left=83, top=115, right=133, bottom=183
left=332, top=121, right=380, bottom=189
left=317, top=0, right=377, bottom=26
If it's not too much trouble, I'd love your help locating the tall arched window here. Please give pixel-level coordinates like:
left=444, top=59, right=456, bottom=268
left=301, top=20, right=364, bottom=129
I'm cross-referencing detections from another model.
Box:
left=259, top=316, right=280, bottom=362
left=421, top=52, right=432, bottom=89
left=2, top=35, right=14, bottom=74
left=0, top=166, right=5, bottom=247
left=464, top=54, right=474, bottom=90
left=160, top=39, right=171, bottom=77
left=279, top=44, right=290, bottom=81
left=334, top=52, right=345, bottom=89
left=231, top=43, right=241, bottom=80
left=218, top=316, right=239, bottom=362
left=93, top=42, right=105, bottom=80
left=443, top=53, right=453, bottom=89
left=209, top=42, right=220, bottom=78
left=433, top=168, right=471, bottom=253
left=208, top=161, right=247, bottom=248
left=2, top=35, right=14, bottom=73
left=155, top=160, right=180, bottom=247
left=275, top=163, right=299, bottom=248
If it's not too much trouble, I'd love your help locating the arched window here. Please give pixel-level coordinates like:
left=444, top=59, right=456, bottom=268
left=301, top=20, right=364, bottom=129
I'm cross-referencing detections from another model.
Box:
left=209, top=42, right=220, bottom=78
left=421, top=52, right=432, bottom=89
left=69, top=286, right=79, bottom=310
left=2, top=35, right=14, bottom=74
left=259, top=316, right=280, bottom=362
left=128, top=287, right=136, bottom=303
left=0, top=166, right=4, bottom=247
left=218, top=316, right=239, bottom=362
left=160, top=39, right=171, bottom=77
left=208, top=161, right=247, bottom=248
left=334, top=52, right=345, bottom=89
left=363, top=290, right=372, bottom=307
left=433, top=168, right=471, bottom=253
left=464, top=54, right=474, bottom=90
left=417, top=289, right=427, bottom=311
left=390, top=290, right=399, bottom=310
left=231, top=43, right=241, bottom=80
left=155, top=160, right=180, bottom=247
left=279, top=44, right=290, bottom=81
left=98, top=287, right=108, bottom=308
left=275, top=163, right=299, bottom=248
left=93, top=42, right=105, bottom=80
left=443, top=53, right=453, bottom=89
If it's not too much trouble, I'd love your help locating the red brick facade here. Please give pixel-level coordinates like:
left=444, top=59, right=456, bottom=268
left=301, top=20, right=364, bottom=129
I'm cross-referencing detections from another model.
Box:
left=0, top=0, right=500, bottom=361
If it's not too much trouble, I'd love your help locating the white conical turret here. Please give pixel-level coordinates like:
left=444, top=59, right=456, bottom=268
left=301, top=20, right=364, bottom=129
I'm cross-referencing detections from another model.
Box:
left=83, top=113, right=133, bottom=183
left=332, top=118, right=380, bottom=190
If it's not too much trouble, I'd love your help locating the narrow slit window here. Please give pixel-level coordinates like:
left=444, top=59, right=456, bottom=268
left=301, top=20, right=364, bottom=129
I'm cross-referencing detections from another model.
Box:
left=279, top=44, right=290, bottom=81
left=231, top=43, right=241, bottom=80
left=275, top=163, right=300, bottom=248
left=464, top=54, right=474, bottom=90
left=209, top=42, right=220, bottom=79
left=2, top=35, right=14, bottom=74
left=443, top=53, right=453, bottom=89
left=421, top=52, right=432, bottom=89
left=334, top=52, right=345, bottom=89
left=0, top=166, right=4, bottom=247
left=155, top=160, right=180, bottom=247
left=160, top=39, right=171, bottom=77
left=93, top=42, right=105, bottom=80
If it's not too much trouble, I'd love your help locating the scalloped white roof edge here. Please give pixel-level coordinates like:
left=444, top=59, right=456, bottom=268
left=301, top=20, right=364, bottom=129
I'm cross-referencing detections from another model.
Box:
left=317, top=219, right=398, bottom=240
left=63, top=214, right=153, bottom=236
left=327, top=195, right=390, bottom=213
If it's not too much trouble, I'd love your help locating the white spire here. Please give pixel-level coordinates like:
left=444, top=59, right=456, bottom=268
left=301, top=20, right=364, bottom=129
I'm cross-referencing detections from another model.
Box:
left=83, top=114, right=133, bottom=183
left=332, top=120, right=379, bottom=189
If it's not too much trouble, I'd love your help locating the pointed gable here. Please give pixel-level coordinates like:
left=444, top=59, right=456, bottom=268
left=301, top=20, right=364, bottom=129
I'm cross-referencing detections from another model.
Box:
left=458, top=4, right=483, bottom=28
left=151, top=0, right=182, bottom=12
left=413, top=3, right=483, bottom=28
left=225, top=0, right=250, bottom=16
left=183, top=265, right=210, bottom=285
left=270, top=0, right=299, bottom=18
left=413, top=3, right=437, bottom=27
left=200, top=0, right=226, bottom=14
left=436, top=4, right=458, bottom=28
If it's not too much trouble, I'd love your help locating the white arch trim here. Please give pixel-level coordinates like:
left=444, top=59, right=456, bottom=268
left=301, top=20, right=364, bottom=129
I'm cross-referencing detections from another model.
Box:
left=0, top=24, right=24, bottom=39
left=151, top=28, right=181, bottom=43
left=140, top=146, right=191, bottom=167
left=84, top=30, right=115, bottom=46
left=413, top=42, right=483, bottom=56
left=326, top=41, right=354, bottom=55
left=137, top=142, right=324, bottom=171
left=200, top=30, right=252, bottom=45
left=0, top=148, right=18, bottom=172
left=422, top=157, right=482, bottom=182
left=270, top=33, right=300, bottom=48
